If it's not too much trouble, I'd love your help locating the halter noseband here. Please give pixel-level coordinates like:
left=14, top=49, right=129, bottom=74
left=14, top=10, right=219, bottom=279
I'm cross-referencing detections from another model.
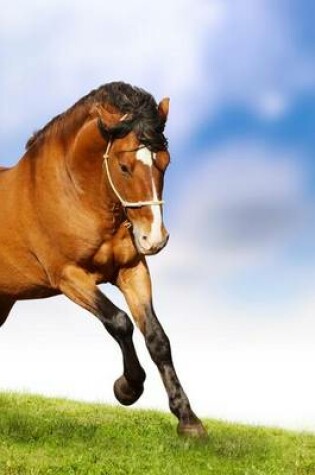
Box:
left=103, top=140, right=165, bottom=209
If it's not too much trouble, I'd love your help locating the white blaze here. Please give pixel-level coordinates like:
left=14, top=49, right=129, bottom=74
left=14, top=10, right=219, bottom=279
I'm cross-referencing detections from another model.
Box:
left=136, top=147, right=153, bottom=166
left=136, top=147, right=163, bottom=246
left=150, top=174, right=163, bottom=244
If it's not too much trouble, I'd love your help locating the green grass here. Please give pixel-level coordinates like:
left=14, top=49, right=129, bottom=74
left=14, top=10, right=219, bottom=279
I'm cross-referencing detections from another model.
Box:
left=0, top=393, right=314, bottom=474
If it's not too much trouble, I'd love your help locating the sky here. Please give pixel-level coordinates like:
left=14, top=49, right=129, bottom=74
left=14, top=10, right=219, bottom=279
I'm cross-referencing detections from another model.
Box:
left=0, top=0, right=315, bottom=431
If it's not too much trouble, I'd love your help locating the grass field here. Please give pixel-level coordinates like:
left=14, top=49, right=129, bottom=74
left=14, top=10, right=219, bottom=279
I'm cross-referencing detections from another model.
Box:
left=0, top=392, right=314, bottom=474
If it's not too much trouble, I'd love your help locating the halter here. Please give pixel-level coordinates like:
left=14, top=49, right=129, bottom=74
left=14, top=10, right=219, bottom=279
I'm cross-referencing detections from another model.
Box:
left=102, top=140, right=165, bottom=209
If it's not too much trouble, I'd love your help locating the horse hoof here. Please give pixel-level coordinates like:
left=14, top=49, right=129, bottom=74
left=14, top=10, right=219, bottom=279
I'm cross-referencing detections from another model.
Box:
left=113, top=375, right=144, bottom=406
left=177, top=420, right=208, bottom=439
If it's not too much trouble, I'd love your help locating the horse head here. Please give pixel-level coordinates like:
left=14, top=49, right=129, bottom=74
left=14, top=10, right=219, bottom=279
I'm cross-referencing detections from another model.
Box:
left=93, top=98, right=170, bottom=255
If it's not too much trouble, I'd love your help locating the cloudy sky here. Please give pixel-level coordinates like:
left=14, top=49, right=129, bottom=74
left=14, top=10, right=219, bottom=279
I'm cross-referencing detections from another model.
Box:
left=1, top=0, right=315, bottom=431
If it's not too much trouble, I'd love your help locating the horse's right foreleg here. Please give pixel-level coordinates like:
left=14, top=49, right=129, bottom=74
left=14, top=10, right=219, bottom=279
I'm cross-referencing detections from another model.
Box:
left=0, top=298, right=15, bottom=327
left=59, top=264, right=146, bottom=405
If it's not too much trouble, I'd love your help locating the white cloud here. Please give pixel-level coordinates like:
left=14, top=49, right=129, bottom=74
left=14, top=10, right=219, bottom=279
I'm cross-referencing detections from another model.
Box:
left=201, top=0, right=314, bottom=118
left=1, top=0, right=313, bottom=144
left=0, top=0, right=219, bottom=139
left=159, top=141, right=312, bottom=278
left=256, top=91, right=289, bottom=119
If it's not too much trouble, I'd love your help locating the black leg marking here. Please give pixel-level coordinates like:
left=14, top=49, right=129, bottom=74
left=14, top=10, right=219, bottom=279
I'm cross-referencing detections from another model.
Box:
left=95, top=290, right=146, bottom=405
left=144, top=305, right=207, bottom=437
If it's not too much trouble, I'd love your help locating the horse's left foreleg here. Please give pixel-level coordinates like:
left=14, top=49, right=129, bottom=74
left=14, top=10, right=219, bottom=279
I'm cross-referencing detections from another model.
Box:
left=59, top=264, right=146, bottom=405
left=116, top=259, right=207, bottom=438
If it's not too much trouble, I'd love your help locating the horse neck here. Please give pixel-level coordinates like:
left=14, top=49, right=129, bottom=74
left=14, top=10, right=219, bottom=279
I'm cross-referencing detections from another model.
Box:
left=63, top=118, right=125, bottom=229
left=21, top=118, right=124, bottom=237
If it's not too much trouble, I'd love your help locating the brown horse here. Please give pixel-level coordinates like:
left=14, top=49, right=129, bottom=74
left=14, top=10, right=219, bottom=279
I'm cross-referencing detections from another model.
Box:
left=0, top=82, right=206, bottom=437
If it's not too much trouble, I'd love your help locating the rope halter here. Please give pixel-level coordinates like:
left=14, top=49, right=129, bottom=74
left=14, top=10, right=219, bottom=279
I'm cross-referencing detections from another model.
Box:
left=102, top=140, right=165, bottom=209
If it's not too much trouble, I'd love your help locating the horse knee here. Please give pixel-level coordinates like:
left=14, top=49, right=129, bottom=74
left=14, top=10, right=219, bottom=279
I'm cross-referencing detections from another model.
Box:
left=146, top=330, right=171, bottom=365
left=114, top=311, right=134, bottom=337
left=104, top=310, right=134, bottom=339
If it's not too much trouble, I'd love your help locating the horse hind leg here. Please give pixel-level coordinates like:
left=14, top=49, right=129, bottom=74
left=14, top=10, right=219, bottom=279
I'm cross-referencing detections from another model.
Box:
left=0, top=298, right=15, bottom=327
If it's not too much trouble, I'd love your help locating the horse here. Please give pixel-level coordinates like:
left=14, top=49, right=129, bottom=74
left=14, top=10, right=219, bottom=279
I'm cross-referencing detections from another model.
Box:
left=0, top=81, right=206, bottom=437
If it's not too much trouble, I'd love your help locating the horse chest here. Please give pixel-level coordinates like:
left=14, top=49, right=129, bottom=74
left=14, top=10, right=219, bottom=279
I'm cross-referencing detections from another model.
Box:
left=92, top=226, right=138, bottom=279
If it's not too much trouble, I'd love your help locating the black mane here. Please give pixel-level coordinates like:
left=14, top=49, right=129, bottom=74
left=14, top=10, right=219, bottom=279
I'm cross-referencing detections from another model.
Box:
left=26, top=82, right=168, bottom=152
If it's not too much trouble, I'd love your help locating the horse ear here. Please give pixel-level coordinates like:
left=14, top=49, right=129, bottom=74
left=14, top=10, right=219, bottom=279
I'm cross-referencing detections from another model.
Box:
left=91, top=104, right=122, bottom=128
left=158, top=98, right=170, bottom=122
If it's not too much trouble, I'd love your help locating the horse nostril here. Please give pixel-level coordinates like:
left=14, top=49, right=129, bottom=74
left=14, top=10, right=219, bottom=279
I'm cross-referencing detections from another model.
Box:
left=142, top=235, right=148, bottom=241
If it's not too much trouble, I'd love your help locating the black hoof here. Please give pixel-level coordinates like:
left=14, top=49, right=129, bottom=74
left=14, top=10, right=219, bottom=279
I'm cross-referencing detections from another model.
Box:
left=177, top=420, right=208, bottom=439
left=113, top=375, right=144, bottom=406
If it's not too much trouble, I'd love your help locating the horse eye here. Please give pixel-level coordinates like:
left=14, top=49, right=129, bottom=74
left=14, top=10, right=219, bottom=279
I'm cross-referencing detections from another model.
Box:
left=120, top=163, right=130, bottom=175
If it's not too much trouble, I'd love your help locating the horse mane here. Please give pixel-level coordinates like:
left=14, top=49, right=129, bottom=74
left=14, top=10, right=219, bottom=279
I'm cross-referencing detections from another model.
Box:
left=25, top=82, right=168, bottom=152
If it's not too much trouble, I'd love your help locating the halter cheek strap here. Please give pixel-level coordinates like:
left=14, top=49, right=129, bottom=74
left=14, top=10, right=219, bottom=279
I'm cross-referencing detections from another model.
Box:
left=102, top=140, right=165, bottom=209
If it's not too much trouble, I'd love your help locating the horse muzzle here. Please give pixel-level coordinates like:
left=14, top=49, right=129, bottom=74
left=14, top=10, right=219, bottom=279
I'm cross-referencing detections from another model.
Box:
left=133, top=227, right=170, bottom=255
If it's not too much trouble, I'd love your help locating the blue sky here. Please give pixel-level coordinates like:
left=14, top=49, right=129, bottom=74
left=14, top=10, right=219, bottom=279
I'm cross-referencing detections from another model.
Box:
left=0, top=0, right=315, bottom=430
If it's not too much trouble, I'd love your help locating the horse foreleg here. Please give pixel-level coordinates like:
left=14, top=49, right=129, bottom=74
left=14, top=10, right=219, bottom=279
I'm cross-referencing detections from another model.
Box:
left=59, top=264, right=146, bottom=405
left=0, top=298, right=15, bottom=327
left=116, top=258, right=207, bottom=438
